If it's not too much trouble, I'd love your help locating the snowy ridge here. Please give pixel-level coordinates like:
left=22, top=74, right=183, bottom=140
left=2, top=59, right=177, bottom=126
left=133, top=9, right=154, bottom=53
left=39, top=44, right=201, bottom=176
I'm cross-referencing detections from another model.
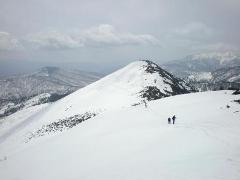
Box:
left=0, top=60, right=191, bottom=142
left=28, top=60, right=191, bottom=126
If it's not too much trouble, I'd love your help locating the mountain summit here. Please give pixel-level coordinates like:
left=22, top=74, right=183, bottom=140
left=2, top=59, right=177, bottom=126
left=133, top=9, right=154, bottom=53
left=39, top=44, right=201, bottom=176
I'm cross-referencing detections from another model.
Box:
left=137, top=60, right=192, bottom=100
left=47, top=60, right=192, bottom=115
left=0, top=60, right=193, bottom=142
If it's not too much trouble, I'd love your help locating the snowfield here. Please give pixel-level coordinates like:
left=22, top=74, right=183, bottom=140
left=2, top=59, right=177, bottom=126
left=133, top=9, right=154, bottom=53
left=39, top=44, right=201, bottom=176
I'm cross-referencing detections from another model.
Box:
left=0, top=91, right=239, bottom=180
left=0, top=61, right=239, bottom=180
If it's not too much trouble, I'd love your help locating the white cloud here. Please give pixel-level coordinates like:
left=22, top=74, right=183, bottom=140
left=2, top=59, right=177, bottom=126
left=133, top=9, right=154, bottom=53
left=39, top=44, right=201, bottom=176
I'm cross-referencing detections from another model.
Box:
left=25, top=31, right=83, bottom=50
left=0, top=32, right=21, bottom=51
left=25, top=24, right=159, bottom=50
left=80, top=24, right=159, bottom=46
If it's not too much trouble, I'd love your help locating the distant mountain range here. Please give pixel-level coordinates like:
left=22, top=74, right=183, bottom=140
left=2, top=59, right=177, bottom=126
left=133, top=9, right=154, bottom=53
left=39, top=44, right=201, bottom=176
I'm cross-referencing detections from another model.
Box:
left=162, top=52, right=240, bottom=90
left=1, top=52, right=240, bottom=117
left=211, top=66, right=240, bottom=83
left=0, top=67, right=101, bottom=117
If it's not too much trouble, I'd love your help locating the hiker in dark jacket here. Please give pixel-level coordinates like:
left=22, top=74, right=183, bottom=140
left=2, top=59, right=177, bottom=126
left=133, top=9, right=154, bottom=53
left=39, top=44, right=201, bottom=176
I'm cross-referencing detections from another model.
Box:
left=168, top=117, right=171, bottom=124
left=172, top=115, right=176, bottom=124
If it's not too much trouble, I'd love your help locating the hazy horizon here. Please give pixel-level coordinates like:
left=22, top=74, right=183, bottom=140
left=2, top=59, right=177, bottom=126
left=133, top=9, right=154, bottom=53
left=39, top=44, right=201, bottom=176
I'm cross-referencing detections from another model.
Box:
left=1, top=0, right=240, bottom=75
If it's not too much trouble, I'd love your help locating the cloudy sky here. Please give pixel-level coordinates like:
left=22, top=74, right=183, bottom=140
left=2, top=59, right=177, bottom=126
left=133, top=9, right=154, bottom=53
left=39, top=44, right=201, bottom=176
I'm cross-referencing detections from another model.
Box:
left=0, top=0, right=240, bottom=74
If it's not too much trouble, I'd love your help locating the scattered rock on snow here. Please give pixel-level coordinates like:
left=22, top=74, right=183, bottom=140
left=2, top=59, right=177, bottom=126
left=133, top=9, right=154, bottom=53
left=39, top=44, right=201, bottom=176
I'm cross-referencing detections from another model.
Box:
left=27, top=112, right=96, bottom=141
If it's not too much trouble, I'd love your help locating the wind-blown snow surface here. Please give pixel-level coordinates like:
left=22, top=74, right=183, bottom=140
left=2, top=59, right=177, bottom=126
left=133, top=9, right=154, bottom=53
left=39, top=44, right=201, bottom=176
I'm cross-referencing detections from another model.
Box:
left=0, top=90, right=240, bottom=180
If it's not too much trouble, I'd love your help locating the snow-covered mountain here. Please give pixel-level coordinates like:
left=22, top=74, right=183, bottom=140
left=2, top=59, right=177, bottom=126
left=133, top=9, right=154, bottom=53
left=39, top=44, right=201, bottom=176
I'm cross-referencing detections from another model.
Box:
left=162, top=52, right=240, bottom=90
left=0, top=93, right=51, bottom=117
left=0, top=60, right=191, bottom=139
left=211, top=66, right=240, bottom=83
left=0, top=67, right=101, bottom=117
left=163, top=52, right=240, bottom=79
left=28, top=60, right=192, bottom=128
left=0, top=66, right=101, bottom=100
left=0, top=60, right=239, bottom=180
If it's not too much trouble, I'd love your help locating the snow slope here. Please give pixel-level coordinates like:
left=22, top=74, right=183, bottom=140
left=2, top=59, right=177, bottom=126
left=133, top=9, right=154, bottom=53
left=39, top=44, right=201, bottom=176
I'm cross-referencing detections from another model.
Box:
left=0, top=90, right=239, bottom=180
left=0, top=60, right=190, bottom=143
left=0, top=103, right=49, bottom=142
left=4, top=60, right=189, bottom=132
left=0, top=61, right=239, bottom=180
